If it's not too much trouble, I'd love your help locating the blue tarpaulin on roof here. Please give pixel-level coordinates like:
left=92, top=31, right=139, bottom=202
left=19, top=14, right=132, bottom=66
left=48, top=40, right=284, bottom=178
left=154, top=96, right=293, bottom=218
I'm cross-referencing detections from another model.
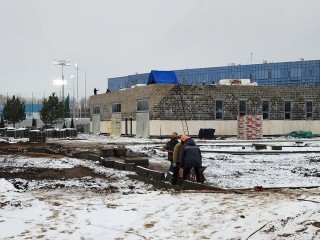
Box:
left=146, top=70, right=179, bottom=85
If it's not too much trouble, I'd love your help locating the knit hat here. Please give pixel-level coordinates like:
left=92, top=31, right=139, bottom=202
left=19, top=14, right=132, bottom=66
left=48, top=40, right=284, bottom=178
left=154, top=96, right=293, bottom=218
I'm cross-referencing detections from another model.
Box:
left=181, top=135, right=189, bottom=142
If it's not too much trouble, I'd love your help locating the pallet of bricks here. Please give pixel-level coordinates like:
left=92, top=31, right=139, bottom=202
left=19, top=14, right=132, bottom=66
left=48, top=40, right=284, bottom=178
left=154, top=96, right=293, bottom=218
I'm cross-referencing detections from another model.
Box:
left=237, top=115, right=262, bottom=140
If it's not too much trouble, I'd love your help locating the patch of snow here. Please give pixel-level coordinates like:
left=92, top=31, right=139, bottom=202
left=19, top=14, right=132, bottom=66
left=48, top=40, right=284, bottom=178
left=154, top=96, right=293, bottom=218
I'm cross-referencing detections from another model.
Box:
left=0, top=135, right=320, bottom=239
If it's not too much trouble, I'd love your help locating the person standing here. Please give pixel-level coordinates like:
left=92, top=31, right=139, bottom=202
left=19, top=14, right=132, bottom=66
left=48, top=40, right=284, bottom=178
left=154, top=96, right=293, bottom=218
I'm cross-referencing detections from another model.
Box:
left=171, top=138, right=183, bottom=185
left=162, top=132, right=179, bottom=172
left=180, top=136, right=202, bottom=182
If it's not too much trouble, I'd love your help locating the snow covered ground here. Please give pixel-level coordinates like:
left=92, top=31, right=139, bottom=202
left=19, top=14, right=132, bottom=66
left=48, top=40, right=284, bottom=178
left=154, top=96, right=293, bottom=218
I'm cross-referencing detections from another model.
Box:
left=0, top=134, right=319, bottom=239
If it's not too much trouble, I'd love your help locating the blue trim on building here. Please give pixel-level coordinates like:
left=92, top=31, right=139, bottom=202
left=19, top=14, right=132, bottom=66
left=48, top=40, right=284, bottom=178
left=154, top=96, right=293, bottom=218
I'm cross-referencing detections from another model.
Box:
left=108, top=60, right=320, bottom=91
left=0, top=103, right=42, bottom=118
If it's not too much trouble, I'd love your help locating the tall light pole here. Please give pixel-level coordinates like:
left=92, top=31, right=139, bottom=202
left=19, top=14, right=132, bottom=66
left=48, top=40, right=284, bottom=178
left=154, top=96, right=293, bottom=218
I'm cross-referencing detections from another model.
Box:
left=250, top=52, right=253, bottom=65
left=53, top=59, right=71, bottom=101
left=75, top=63, right=86, bottom=118
left=83, top=70, right=87, bottom=118
left=79, top=69, right=87, bottom=118
left=70, top=75, right=75, bottom=118
left=75, top=63, right=79, bottom=117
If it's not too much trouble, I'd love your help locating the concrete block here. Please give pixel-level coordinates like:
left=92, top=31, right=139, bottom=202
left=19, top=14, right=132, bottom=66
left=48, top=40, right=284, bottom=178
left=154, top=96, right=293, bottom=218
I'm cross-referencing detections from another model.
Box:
left=125, top=163, right=136, bottom=171
left=114, top=161, right=125, bottom=170
left=147, top=169, right=165, bottom=181
left=89, top=154, right=101, bottom=161
left=135, top=166, right=149, bottom=179
left=271, top=146, right=282, bottom=150
left=99, top=158, right=105, bottom=166
left=77, top=151, right=90, bottom=159
left=114, top=148, right=127, bottom=157
left=72, top=152, right=80, bottom=158
left=124, top=157, right=149, bottom=167
left=103, top=160, right=114, bottom=168
left=45, top=148, right=60, bottom=155
left=100, top=148, right=114, bottom=157
left=252, top=144, right=267, bottom=150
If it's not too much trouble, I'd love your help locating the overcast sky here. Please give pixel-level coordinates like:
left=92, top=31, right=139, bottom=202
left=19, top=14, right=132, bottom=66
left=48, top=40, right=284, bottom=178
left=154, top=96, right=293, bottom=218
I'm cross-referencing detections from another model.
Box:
left=1, top=0, right=320, bottom=100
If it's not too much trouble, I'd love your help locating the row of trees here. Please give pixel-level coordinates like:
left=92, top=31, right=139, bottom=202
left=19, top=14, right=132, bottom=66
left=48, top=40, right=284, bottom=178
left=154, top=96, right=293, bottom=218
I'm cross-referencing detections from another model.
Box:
left=1, top=93, right=75, bottom=128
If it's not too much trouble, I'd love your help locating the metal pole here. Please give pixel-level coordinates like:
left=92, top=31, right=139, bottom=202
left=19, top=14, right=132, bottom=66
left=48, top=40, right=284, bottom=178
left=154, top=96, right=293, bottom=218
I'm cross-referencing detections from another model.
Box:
left=53, top=59, right=70, bottom=101
left=72, top=75, right=75, bottom=118
left=32, top=92, right=34, bottom=119
left=84, top=71, right=87, bottom=118
left=76, top=64, right=79, bottom=118
left=61, top=65, right=64, bottom=101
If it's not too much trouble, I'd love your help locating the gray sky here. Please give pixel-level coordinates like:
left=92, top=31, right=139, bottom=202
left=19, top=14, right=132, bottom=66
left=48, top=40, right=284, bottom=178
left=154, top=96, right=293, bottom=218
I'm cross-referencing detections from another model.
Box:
left=1, top=0, right=320, bottom=100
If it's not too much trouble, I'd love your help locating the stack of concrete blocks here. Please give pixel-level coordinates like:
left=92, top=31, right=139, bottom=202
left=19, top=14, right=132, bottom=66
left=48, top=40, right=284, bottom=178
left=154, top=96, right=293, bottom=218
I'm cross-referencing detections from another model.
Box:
left=29, top=130, right=46, bottom=143
left=73, top=146, right=165, bottom=183
left=99, top=147, right=150, bottom=172
left=237, top=115, right=263, bottom=140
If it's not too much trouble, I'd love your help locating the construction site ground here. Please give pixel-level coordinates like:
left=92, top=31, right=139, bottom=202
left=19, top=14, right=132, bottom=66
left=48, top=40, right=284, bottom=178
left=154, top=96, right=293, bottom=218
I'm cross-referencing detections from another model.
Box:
left=1, top=136, right=320, bottom=239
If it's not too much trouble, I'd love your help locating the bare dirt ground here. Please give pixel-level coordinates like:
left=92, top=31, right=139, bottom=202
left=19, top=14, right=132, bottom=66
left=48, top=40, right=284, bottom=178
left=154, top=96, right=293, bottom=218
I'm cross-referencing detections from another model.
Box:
left=0, top=166, right=109, bottom=181
left=0, top=139, right=168, bottom=189
left=0, top=140, right=115, bottom=181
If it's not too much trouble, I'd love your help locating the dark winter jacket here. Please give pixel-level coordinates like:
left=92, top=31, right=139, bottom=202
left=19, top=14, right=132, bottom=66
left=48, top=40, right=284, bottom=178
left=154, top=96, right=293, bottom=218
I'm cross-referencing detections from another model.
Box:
left=180, top=138, right=202, bottom=168
left=165, top=138, right=179, bottom=161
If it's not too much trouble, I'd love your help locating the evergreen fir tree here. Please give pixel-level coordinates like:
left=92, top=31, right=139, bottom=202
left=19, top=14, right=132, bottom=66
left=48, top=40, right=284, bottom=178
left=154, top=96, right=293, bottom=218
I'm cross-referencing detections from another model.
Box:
left=70, top=118, right=75, bottom=128
left=32, top=118, right=37, bottom=128
left=39, top=93, right=65, bottom=126
left=3, top=95, right=26, bottom=127
left=0, top=117, right=4, bottom=128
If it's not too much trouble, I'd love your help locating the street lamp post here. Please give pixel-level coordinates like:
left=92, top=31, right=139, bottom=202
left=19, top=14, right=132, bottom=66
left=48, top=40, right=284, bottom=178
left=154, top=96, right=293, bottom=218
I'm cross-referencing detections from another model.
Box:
left=53, top=59, right=71, bottom=101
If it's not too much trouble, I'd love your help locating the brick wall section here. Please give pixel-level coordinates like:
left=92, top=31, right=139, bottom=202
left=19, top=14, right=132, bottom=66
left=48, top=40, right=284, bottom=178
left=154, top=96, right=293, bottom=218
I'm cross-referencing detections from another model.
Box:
left=90, top=84, right=173, bottom=121
left=154, top=85, right=320, bottom=120
left=90, top=85, right=320, bottom=121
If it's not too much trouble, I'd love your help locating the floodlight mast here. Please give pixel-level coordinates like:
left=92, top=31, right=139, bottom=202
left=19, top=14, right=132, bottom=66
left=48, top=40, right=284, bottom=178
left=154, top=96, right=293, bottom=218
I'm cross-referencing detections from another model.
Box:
left=53, top=59, right=71, bottom=101
left=75, top=63, right=87, bottom=118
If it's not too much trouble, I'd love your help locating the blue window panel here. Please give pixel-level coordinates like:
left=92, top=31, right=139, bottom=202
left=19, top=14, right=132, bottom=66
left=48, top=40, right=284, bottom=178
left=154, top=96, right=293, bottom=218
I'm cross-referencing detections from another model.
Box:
left=108, top=60, right=320, bottom=90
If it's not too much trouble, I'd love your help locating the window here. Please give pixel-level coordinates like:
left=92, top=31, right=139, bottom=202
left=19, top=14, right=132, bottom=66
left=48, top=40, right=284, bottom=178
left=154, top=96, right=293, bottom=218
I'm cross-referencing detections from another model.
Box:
left=239, top=100, right=247, bottom=116
left=93, top=106, right=100, bottom=115
left=137, top=99, right=149, bottom=111
left=262, top=101, right=270, bottom=119
left=268, top=70, right=272, bottom=79
left=112, top=103, right=121, bottom=113
left=284, top=101, right=291, bottom=119
left=215, top=100, right=223, bottom=119
left=309, top=68, right=314, bottom=77
left=306, top=101, right=313, bottom=120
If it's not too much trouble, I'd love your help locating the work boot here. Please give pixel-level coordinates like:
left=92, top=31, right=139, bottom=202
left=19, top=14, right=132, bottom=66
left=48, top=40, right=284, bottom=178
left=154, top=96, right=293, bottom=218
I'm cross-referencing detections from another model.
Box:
left=171, top=178, right=177, bottom=185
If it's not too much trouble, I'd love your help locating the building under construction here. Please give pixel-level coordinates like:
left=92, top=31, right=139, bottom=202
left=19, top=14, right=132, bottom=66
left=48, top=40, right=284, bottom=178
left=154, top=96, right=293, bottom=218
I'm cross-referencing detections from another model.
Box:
left=90, top=72, right=320, bottom=137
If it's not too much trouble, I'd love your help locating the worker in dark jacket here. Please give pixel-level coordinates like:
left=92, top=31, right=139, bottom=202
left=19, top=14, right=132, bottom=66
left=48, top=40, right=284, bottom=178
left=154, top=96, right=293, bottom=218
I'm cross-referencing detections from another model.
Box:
left=161, top=132, right=179, bottom=172
left=180, top=136, right=202, bottom=182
